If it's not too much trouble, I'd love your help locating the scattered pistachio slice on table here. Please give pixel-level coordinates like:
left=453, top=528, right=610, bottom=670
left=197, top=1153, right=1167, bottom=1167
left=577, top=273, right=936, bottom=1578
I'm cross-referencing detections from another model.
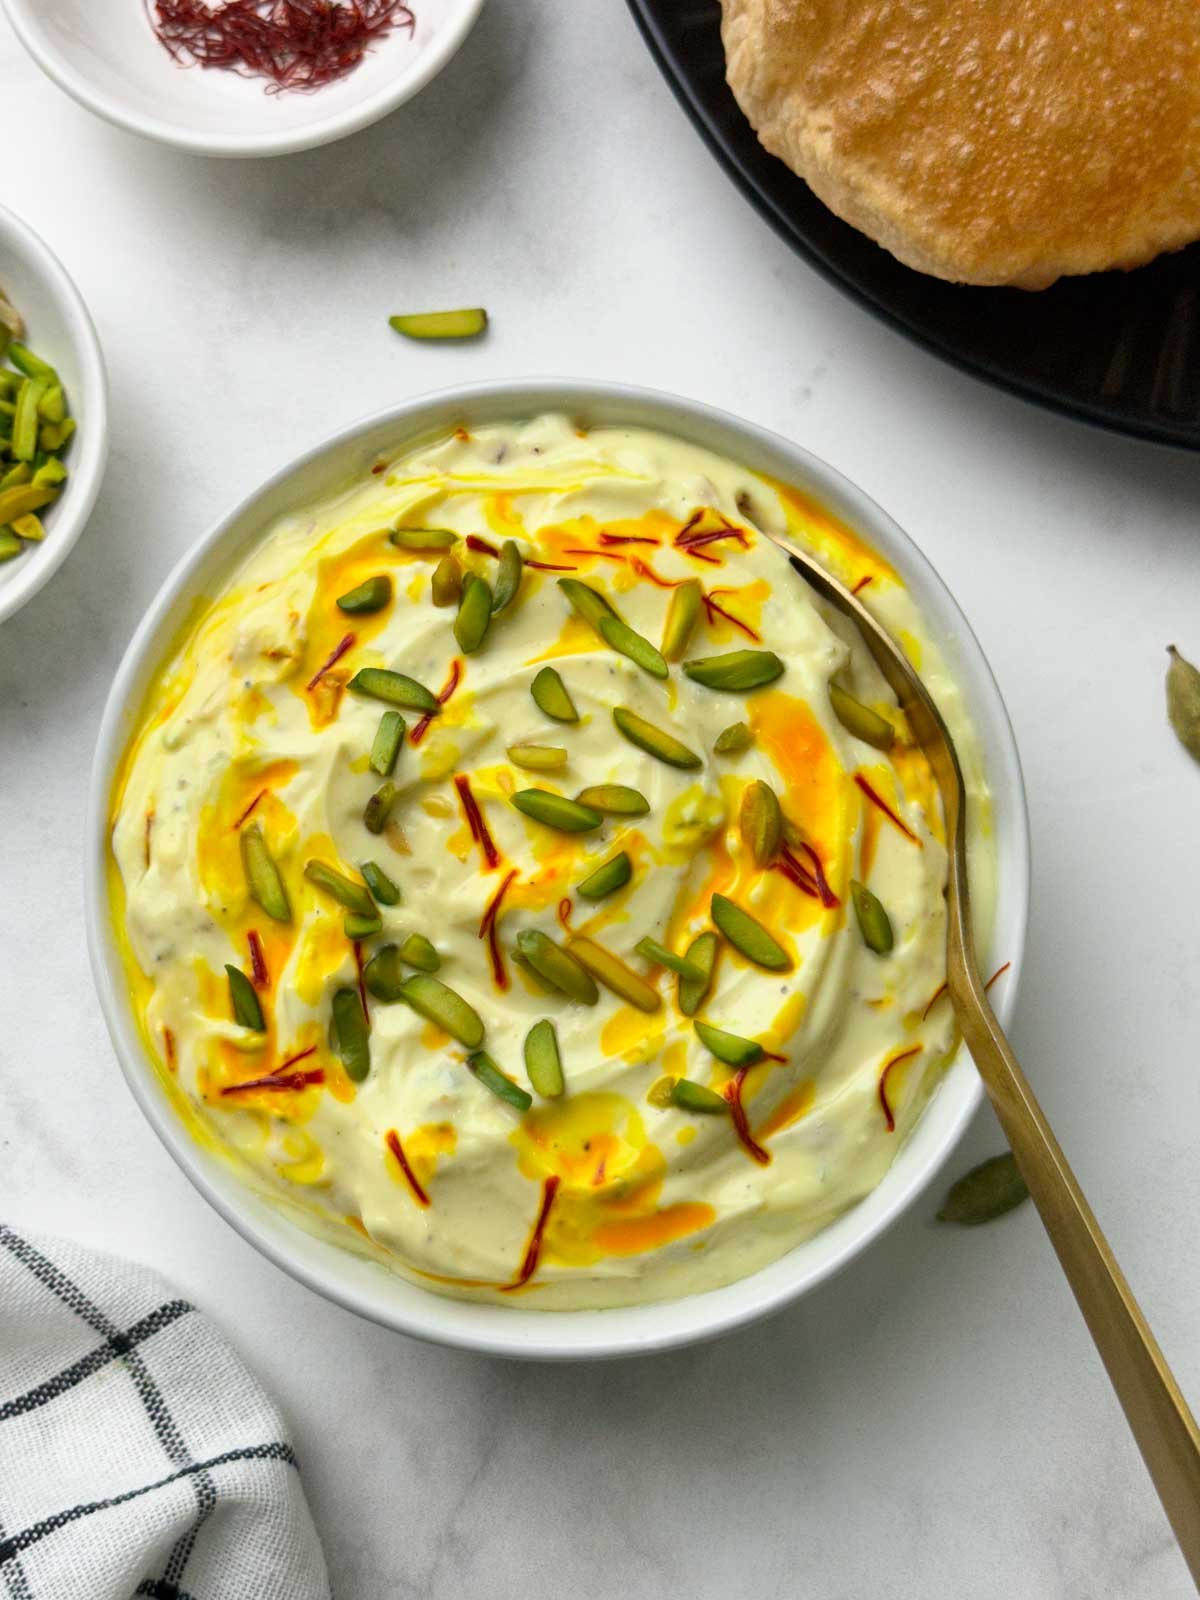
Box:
left=661, top=579, right=703, bottom=661
left=363, top=945, right=405, bottom=1002
left=331, top=988, right=370, bottom=1083
left=1166, top=646, right=1200, bottom=765
left=431, top=554, right=462, bottom=606
left=467, top=1051, right=532, bottom=1112
left=369, top=711, right=405, bottom=777
left=363, top=781, right=398, bottom=834
left=389, top=309, right=488, bottom=340
left=225, top=965, right=265, bottom=1032
left=511, top=789, right=603, bottom=832
left=671, top=1078, right=728, bottom=1115
left=303, top=860, right=376, bottom=918
left=740, top=779, right=782, bottom=866
left=454, top=572, right=492, bottom=654
left=711, top=893, right=791, bottom=971
left=566, top=935, right=662, bottom=1012
left=530, top=665, right=578, bottom=723
left=611, top=707, right=702, bottom=770
left=714, top=721, right=753, bottom=755
left=677, top=932, right=717, bottom=1017
left=336, top=575, right=392, bottom=615
left=398, top=975, right=484, bottom=1047
left=390, top=527, right=459, bottom=552
left=938, top=1152, right=1029, bottom=1225
left=633, top=937, right=706, bottom=983
left=828, top=683, right=895, bottom=750
left=515, top=930, right=599, bottom=1005
left=491, top=540, right=523, bottom=613
left=575, top=851, right=632, bottom=900
left=694, top=1019, right=763, bottom=1068
left=850, top=880, right=894, bottom=955
left=349, top=668, right=440, bottom=713
left=524, top=1019, right=564, bottom=1098
left=596, top=614, right=669, bottom=679
left=360, top=861, right=400, bottom=905
left=507, top=744, right=569, bottom=772
left=240, top=824, right=291, bottom=923
left=683, top=650, right=785, bottom=693
left=344, top=912, right=382, bottom=940
left=574, top=784, right=649, bottom=816
left=399, top=932, right=440, bottom=972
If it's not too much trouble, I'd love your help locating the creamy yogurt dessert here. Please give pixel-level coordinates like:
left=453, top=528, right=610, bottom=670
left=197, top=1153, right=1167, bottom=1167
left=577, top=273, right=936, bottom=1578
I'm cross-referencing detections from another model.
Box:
left=109, top=414, right=993, bottom=1309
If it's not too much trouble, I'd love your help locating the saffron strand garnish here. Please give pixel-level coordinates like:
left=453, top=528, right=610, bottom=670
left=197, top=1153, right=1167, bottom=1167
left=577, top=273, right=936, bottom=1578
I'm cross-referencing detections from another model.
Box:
left=793, top=841, right=840, bottom=909
left=853, top=773, right=921, bottom=845
left=306, top=631, right=355, bottom=692
left=599, top=531, right=658, bottom=547
left=385, top=1129, right=431, bottom=1208
left=525, top=560, right=577, bottom=572
left=629, top=557, right=681, bottom=589
left=701, top=588, right=761, bottom=642
left=276, top=1045, right=318, bottom=1073
left=556, top=896, right=572, bottom=932
left=221, top=1065, right=325, bottom=1096
left=231, top=788, right=267, bottom=830
left=921, top=960, right=1012, bottom=1021
left=144, top=810, right=155, bottom=868
left=247, top=929, right=269, bottom=989
left=466, top=534, right=499, bottom=557
left=562, top=547, right=628, bottom=565
left=455, top=773, right=501, bottom=869
left=410, top=658, right=462, bottom=745
left=773, top=855, right=820, bottom=900
left=878, top=1045, right=921, bottom=1132
left=851, top=575, right=874, bottom=596
left=163, top=1028, right=177, bottom=1071
left=479, top=868, right=518, bottom=989
left=504, top=1175, right=560, bottom=1291
left=726, top=1069, right=771, bottom=1166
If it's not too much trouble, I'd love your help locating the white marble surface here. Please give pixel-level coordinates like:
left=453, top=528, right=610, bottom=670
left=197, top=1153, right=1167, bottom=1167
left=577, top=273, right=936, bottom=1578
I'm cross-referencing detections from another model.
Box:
left=2, top=4, right=1199, bottom=1595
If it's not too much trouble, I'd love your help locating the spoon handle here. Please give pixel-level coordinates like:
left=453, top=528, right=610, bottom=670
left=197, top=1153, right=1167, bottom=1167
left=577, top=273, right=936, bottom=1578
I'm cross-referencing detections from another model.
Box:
left=952, top=980, right=1200, bottom=1588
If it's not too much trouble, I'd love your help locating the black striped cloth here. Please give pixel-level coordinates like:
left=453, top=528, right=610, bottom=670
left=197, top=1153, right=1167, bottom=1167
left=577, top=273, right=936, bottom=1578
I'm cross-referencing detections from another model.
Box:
left=0, top=1225, right=330, bottom=1599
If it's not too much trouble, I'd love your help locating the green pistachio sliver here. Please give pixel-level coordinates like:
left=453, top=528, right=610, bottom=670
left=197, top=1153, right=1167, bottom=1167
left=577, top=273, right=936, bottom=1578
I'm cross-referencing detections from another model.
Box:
left=363, top=781, right=398, bottom=835
left=344, top=911, right=383, bottom=940
left=1166, top=646, right=1200, bottom=765
left=337, top=575, right=392, bottom=615
left=694, top=1019, right=763, bottom=1068
left=431, top=554, right=462, bottom=606
left=507, top=744, right=569, bottom=772
left=467, top=1050, right=532, bottom=1112
left=240, top=824, right=291, bottom=923
left=39, top=418, right=74, bottom=454
left=304, top=860, right=376, bottom=918
left=363, top=944, right=405, bottom=1002
left=828, top=684, right=895, bottom=750
left=557, top=576, right=617, bottom=630
left=225, top=965, right=265, bottom=1032
left=360, top=861, right=400, bottom=905
left=491, top=539, right=523, bottom=613
left=612, top=706, right=702, bottom=769
left=37, top=384, right=65, bottom=424
left=850, top=879, right=894, bottom=954
left=683, top=650, right=785, bottom=693
left=8, top=343, right=56, bottom=382
left=740, top=779, right=782, bottom=867
left=677, top=932, right=717, bottom=1017
left=515, top=930, right=599, bottom=1005
left=530, top=665, right=578, bottom=723
left=0, top=531, right=23, bottom=563
left=398, top=975, right=484, bottom=1047
left=575, top=851, right=632, bottom=900
left=349, top=668, right=439, bottom=713
left=633, top=937, right=706, bottom=983
left=12, top=377, right=46, bottom=463
left=389, top=308, right=488, bottom=340
left=511, top=950, right=558, bottom=995
left=524, top=1019, right=564, bottom=1098
left=331, top=988, right=370, bottom=1083
left=661, top=579, right=702, bottom=661
left=714, top=722, right=753, bottom=755
left=32, top=458, right=68, bottom=489
left=390, top=526, right=459, bottom=552
left=369, top=711, right=405, bottom=777
left=596, top=614, right=668, bottom=679
left=399, top=932, right=440, bottom=972
left=938, top=1152, right=1029, bottom=1225
left=511, top=789, right=603, bottom=832
left=671, top=1078, right=728, bottom=1115
left=647, top=1076, right=676, bottom=1109
left=711, top=893, right=791, bottom=971
left=566, top=935, right=661, bottom=1013
left=574, top=784, right=650, bottom=816
left=454, top=572, right=492, bottom=654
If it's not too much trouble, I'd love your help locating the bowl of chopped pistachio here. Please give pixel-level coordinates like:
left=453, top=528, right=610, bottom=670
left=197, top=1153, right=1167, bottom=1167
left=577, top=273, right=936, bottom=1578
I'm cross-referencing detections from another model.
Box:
left=0, top=206, right=107, bottom=624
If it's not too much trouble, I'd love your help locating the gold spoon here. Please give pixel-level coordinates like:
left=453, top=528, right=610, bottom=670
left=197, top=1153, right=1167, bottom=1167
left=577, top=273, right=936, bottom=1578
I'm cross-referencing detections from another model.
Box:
left=769, top=528, right=1200, bottom=1587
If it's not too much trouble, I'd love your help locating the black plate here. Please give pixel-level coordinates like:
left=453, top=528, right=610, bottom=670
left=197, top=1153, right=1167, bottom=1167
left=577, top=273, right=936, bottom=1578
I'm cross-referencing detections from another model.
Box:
left=628, top=0, right=1200, bottom=450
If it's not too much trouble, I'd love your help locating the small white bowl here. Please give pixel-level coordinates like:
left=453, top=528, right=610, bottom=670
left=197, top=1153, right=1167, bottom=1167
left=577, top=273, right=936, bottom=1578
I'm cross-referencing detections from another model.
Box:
left=86, top=381, right=1030, bottom=1360
left=0, top=207, right=107, bottom=626
left=2, top=0, right=486, bottom=158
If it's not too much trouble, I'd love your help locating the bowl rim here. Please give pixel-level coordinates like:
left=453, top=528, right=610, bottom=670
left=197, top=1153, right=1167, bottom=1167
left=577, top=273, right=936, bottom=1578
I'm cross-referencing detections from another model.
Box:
left=85, top=378, right=1030, bottom=1359
left=0, top=0, right=487, bottom=158
left=0, top=204, right=108, bottom=626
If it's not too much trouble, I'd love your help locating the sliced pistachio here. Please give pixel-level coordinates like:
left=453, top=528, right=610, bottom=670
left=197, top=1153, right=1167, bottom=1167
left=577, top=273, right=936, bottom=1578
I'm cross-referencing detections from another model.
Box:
left=349, top=668, right=439, bottom=714
left=677, top=932, right=717, bottom=1017
left=574, top=784, right=649, bottom=816
left=530, top=665, right=579, bottom=723
left=670, top=1078, right=728, bottom=1115
left=454, top=572, right=492, bottom=654
left=566, top=935, right=662, bottom=1013
left=331, top=988, right=370, bottom=1082
left=524, top=1019, right=564, bottom=1098
left=683, top=650, right=784, bottom=693
left=344, top=911, right=383, bottom=940
left=661, top=578, right=703, bottom=661
left=304, top=860, right=376, bottom=918
left=363, top=944, right=405, bottom=1002
left=240, top=824, right=291, bottom=924
left=633, top=937, right=706, bottom=982
left=515, top=930, right=599, bottom=1005
left=389, top=308, right=488, bottom=340
left=711, top=893, right=791, bottom=971
left=1166, top=646, right=1200, bottom=765
left=363, top=781, right=398, bottom=835
left=507, top=744, right=569, bottom=772
left=575, top=851, right=632, bottom=900
left=851, top=880, right=894, bottom=955
left=390, top=527, right=459, bottom=552
left=369, top=710, right=405, bottom=777
left=596, top=614, right=668, bottom=679
left=431, top=554, right=462, bottom=607
left=740, top=779, right=782, bottom=867
left=360, top=860, right=400, bottom=906
left=714, top=721, right=753, bottom=755
left=938, top=1152, right=1029, bottom=1226
left=511, top=789, right=603, bottom=832
left=511, top=950, right=558, bottom=995
left=694, top=1019, right=763, bottom=1068
left=399, top=932, right=440, bottom=972
left=467, top=1050, right=532, bottom=1112
left=612, top=706, right=702, bottom=770
left=557, top=576, right=617, bottom=630
left=491, top=539, right=523, bottom=613
left=225, top=965, right=265, bottom=1032
left=337, top=575, right=392, bottom=615
left=646, top=1076, right=676, bottom=1109
left=828, top=684, right=894, bottom=750
left=0, top=531, right=22, bottom=563
left=398, top=975, right=484, bottom=1047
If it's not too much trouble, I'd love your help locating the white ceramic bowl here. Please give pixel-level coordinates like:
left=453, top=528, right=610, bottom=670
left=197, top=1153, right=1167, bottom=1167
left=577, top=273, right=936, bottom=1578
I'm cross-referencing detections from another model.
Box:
left=0, top=206, right=107, bottom=626
left=2, top=0, right=486, bottom=158
left=86, top=381, right=1029, bottom=1360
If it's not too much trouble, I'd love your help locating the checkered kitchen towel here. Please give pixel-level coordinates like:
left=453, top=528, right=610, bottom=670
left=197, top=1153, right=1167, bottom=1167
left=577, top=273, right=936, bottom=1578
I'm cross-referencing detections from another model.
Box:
left=0, top=1224, right=331, bottom=1599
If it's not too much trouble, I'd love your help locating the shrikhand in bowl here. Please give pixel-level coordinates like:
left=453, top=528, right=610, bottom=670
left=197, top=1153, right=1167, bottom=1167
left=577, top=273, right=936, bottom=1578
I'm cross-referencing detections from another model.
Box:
left=88, top=383, right=1028, bottom=1358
